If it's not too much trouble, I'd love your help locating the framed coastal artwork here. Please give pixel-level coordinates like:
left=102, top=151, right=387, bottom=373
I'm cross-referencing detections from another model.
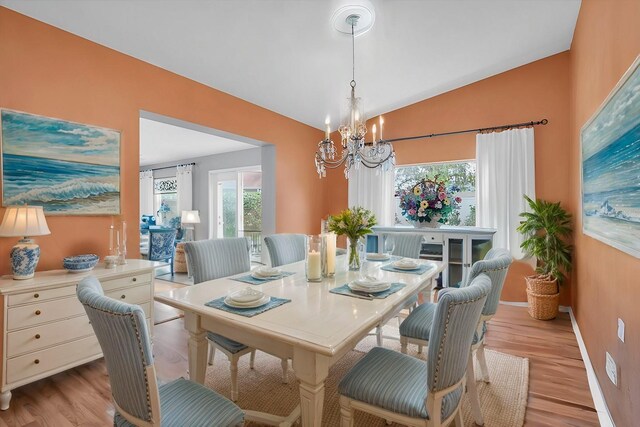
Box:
left=581, top=55, right=640, bottom=258
left=1, top=110, right=121, bottom=215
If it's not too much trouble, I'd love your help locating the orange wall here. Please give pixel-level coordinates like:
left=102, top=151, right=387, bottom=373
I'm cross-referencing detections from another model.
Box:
left=0, top=7, right=324, bottom=274
left=569, top=1, right=640, bottom=425
left=323, top=53, right=572, bottom=303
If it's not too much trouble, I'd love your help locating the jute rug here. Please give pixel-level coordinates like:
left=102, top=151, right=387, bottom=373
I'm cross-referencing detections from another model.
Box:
left=204, top=327, right=528, bottom=426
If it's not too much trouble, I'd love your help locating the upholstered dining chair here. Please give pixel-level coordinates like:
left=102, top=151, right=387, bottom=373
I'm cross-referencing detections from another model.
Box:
left=399, top=248, right=513, bottom=426
left=264, top=234, right=307, bottom=267
left=339, top=274, right=491, bottom=427
left=142, top=228, right=177, bottom=275
left=183, top=238, right=289, bottom=401
left=76, top=276, right=244, bottom=426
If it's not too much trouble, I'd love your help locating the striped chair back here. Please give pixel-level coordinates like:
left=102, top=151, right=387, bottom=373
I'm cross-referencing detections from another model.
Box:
left=387, top=233, right=424, bottom=259
left=77, top=276, right=159, bottom=425
left=264, top=234, right=307, bottom=267
left=183, top=238, right=251, bottom=284
left=427, top=274, right=491, bottom=394
left=463, top=248, right=513, bottom=317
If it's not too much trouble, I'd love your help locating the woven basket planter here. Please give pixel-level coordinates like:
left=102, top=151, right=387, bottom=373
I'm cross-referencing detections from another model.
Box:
left=526, top=288, right=560, bottom=320
left=525, top=274, right=558, bottom=295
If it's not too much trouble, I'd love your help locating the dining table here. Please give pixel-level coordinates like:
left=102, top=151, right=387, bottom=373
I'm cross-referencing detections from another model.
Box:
left=154, top=254, right=444, bottom=427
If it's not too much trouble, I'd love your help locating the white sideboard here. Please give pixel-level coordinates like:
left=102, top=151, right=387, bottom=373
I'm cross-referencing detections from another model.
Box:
left=0, top=259, right=160, bottom=410
left=370, top=225, right=497, bottom=288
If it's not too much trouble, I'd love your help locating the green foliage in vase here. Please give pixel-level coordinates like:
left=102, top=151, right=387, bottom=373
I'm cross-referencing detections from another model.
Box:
left=328, top=206, right=377, bottom=240
left=517, top=195, right=573, bottom=284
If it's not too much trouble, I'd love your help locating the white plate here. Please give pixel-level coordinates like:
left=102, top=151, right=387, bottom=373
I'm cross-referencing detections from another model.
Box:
left=252, top=267, right=281, bottom=278
left=251, top=271, right=281, bottom=280
left=348, top=282, right=391, bottom=293
left=224, top=295, right=271, bottom=308
left=228, top=288, right=265, bottom=303
left=392, top=261, right=419, bottom=270
left=366, top=253, right=390, bottom=261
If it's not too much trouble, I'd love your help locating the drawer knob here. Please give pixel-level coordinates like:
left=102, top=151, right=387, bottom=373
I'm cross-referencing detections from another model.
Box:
left=35, top=310, right=41, bottom=316
left=35, top=334, right=41, bottom=339
left=34, top=293, right=39, bottom=298
left=132, top=278, right=137, bottom=282
left=121, top=295, right=126, bottom=299
left=34, top=359, right=40, bottom=364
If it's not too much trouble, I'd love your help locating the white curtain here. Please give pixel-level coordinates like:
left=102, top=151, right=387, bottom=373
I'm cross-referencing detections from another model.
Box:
left=348, top=166, right=395, bottom=226
left=176, top=164, right=193, bottom=218
left=139, top=170, right=154, bottom=216
left=476, top=128, right=535, bottom=260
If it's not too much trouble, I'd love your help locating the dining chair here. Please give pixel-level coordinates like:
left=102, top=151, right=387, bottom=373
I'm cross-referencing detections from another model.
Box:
left=399, top=248, right=513, bottom=426
left=183, top=238, right=289, bottom=401
left=264, top=234, right=307, bottom=267
left=76, top=276, right=244, bottom=426
left=375, top=232, right=425, bottom=346
left=142, top=228, right=177, bottom=275
left=339, top=274, right=491, bottom=427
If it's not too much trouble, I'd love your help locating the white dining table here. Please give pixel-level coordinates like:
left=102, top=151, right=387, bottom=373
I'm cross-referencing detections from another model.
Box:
left=154, top=255, right=444, bottom=427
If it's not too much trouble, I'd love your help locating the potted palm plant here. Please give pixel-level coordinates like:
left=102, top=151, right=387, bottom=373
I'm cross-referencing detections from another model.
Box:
left=517, top=195, right=572, bottom=320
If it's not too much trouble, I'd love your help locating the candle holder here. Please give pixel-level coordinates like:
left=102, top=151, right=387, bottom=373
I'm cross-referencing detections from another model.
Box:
left=306, top=235, right=322, bottom=282
left=322, top=232, right=336, bottom=278
left=118, top=221, right=127, bottom=265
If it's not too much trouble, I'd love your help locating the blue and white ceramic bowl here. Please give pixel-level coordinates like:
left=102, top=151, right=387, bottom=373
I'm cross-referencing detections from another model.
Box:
left=63, top=254, right=99, bottom=273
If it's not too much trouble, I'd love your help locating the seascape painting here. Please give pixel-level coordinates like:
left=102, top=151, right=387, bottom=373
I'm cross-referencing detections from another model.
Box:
left=581, top=56, right=640, bottom=258
left=1, top=110, right=120, bottom=215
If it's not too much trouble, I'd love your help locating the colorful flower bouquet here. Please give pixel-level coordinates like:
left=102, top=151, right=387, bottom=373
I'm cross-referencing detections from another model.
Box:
left=398, top=177, right=462, bottom=227
left=328, top=206, right=377, bottom=270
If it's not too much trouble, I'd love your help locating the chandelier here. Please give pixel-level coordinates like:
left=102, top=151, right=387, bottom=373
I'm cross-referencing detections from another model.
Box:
left=315, top=14, right=395, bottom=179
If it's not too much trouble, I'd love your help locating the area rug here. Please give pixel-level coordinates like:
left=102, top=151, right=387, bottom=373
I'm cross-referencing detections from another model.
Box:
left=204, top=327, right=529, bottom=427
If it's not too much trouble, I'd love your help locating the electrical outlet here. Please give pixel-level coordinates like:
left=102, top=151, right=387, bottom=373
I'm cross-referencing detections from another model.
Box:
left=618, top=318, right=625, bottom=343
left=605, top=352, right=618, bottom=386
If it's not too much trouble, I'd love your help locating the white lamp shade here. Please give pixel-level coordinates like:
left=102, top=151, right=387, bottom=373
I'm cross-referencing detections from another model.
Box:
left=0, top=206, right=51, bottom=237
left=181, top=210, right=201, bottom=224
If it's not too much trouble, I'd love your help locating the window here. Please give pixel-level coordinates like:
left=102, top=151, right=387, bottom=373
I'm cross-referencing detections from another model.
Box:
left=153, top=177, right=178, bottom=226
left=394, top=161, right=476, bottom=226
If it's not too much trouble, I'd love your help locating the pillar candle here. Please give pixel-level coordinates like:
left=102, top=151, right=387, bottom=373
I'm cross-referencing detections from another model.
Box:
left=325, top=233, right=336, bottom=276
left=307, top=250, right=322, bottom=281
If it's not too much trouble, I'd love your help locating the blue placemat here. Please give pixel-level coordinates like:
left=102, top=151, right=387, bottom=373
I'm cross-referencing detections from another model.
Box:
left=381, top=263, right=434, bottom=275
left=205, top=296, right=291, bottom=317
left=330, top=282, right=406, bottom=299
left=232, top=271, right=295, bottom=285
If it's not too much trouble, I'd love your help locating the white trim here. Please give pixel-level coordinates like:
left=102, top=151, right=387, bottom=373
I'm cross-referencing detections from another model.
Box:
left=499, top=300, right=571, bottom=312
left=567, top=307, right=615, bottom=427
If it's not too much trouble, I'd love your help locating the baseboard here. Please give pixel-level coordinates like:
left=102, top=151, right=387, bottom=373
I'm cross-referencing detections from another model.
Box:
left=498, top=300, right=570, bottom=313
left=567, top=307, right=615, bottom=427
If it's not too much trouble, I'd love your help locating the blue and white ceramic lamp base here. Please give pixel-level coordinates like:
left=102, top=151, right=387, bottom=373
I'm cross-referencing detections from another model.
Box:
left=10, top=238, right=40, bottom=280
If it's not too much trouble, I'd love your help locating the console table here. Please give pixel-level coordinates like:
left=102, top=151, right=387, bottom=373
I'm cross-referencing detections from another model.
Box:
left=0, top=259, right=160, bottom=410
left=370, top=225, right=497, bottom=288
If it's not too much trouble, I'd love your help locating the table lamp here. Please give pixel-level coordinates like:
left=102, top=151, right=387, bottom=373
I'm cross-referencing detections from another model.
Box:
left=181, top=210, right=200, bottom=241
left=0, top=205, right=51, bottom=280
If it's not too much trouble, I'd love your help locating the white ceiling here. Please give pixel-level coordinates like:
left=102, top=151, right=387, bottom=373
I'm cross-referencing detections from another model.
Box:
left=139, top=118, right=255, bottom=166
left=1, top=0, right=581, bottom=130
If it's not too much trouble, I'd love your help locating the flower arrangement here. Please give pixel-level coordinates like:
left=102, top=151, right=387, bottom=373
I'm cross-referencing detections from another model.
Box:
left=399, top=176, right=462, bottom=226
left=328, top=206, right=377, bottom=270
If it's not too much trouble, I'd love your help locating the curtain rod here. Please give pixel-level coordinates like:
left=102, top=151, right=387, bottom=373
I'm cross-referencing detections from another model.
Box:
left=383, top=119, right=548, bottom=143
left=143, top=162, right=195, bottom=172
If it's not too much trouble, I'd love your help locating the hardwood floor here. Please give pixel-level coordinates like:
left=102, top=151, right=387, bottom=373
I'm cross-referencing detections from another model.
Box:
left=0, top=303, right=599, bottom=426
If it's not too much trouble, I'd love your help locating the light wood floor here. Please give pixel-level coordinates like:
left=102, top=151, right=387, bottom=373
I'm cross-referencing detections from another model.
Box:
left=0, top=298, right=599, bottom=426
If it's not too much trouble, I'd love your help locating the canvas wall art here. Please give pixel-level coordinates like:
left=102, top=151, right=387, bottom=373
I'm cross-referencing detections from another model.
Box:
left=1, top=110, right=120, bottom=215
left=581, top=56, right=640, bottom=258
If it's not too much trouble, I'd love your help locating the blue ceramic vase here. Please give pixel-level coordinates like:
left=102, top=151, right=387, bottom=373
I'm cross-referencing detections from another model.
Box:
left=10, top=239, right=40, bottom=280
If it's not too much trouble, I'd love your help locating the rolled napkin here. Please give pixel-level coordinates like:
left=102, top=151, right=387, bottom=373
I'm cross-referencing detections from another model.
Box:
left=349, top=276, right=391, bottom=292
left=228, top=287, right=265, bottom=303
left=252, top=266, right=281, bottom=278
left=392, top=258, right=419, bottom=270
left=366, top=253, right=390, bottom=261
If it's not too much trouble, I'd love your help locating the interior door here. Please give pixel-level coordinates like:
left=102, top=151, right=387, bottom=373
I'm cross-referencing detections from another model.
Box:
left=210, top=171, right=242, bottom=238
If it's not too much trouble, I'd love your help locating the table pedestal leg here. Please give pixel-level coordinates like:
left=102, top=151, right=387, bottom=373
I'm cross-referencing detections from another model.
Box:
left=293, top=348, right=330, bottom=427
left=184, top=312, right=207, bottom=384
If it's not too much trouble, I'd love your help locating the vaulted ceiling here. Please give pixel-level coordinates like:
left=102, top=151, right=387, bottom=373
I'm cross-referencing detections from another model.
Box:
left=1, top=0, right=581, bottom=130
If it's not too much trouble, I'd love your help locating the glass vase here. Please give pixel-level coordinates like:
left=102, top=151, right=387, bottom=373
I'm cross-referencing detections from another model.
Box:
left=306, top=235, right=322, bottom=282
left=348, top=237, right=362, bottom=271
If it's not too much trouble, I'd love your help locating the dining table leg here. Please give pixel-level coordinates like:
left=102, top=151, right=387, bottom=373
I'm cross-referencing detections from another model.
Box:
left=293, top=347, right=330, bottom=427
left=184, top=311, right=208, bottom=384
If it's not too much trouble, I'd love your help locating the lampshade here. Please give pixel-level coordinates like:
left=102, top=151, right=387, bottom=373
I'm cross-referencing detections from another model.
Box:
left=181, top=210, right=201, bottom=224
left=0, top=205, right=51, bottom=237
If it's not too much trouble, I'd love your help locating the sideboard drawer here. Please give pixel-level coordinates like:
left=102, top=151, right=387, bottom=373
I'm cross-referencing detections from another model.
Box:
left=105, top=284, right=151, bottom=305
left=7, top=315, right=93, bottom=358
left=7, top=286, right=76, bottom=307
left=6, top=335, right=101, bottom=384
left=423, top=233, right=443, bottom=244
left=7, top=297, right=84, bottom=330
left=101, top=273, right=152, bottom=292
